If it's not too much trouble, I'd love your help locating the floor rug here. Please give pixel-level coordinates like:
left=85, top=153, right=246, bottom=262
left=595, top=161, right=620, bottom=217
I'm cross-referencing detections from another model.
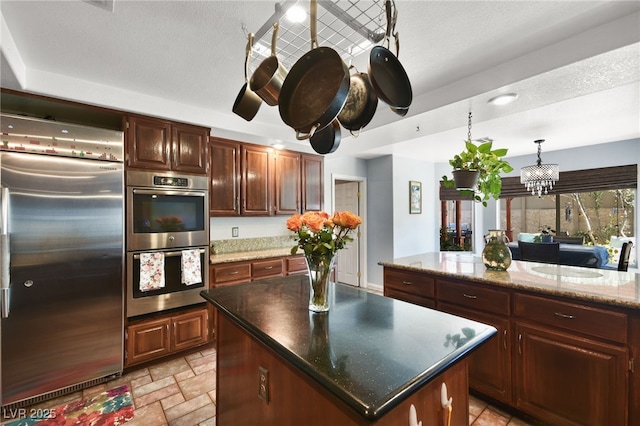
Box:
left=4, top=385, right=134, bottom=426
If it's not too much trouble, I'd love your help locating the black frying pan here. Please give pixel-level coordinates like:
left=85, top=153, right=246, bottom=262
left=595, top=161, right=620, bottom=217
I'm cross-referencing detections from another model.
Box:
left=310, top=119, right=341, bottom=155
left=368, top=0, right=412, bottom=110
left=278, top=0, right=350, bottom=140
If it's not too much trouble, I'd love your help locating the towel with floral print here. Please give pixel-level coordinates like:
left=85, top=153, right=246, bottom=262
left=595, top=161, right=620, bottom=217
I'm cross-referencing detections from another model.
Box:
left=181, top=249, right=202, bottom=285
left=139, top=252, right=165, bottom=291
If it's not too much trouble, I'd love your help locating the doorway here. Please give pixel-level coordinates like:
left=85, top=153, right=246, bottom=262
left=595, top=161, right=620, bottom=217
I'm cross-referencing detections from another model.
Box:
left=333, top=174, right=366, bottom=288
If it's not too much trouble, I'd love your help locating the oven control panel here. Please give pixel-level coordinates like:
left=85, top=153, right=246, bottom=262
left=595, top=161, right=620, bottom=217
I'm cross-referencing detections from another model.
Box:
left=153, top=176, right=189, bottom=187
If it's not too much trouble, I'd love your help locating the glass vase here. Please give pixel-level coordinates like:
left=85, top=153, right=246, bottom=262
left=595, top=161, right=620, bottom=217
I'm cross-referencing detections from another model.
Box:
left=305, top=253, right=336, bottom=312
left=482, top=229, right=512, bottom=271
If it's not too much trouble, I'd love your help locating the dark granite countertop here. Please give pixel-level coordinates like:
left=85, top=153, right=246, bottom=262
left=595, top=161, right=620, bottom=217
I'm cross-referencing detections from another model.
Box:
left=380, top=252, right=640, bottom=310
left=200, top=275, right=496, bottom=420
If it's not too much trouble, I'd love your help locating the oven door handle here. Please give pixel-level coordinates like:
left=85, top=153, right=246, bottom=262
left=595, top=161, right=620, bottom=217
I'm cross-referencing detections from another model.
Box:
left=131, top=188, right=206, bottom=197
left=132, top=248, right=206, bottom=259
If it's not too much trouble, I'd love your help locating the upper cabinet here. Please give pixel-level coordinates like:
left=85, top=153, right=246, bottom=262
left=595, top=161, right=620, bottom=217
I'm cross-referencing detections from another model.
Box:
left=126, top=115, right=209, bottom=174
left=209, top=137, right=323, bottom=217
left=301, top=154, right=323, bottom=212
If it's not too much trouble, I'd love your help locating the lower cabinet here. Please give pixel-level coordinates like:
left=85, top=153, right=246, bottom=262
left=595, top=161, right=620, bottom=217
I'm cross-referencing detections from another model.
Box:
left=382, top=267, right=635, bottom=426
left=125, top=306, right=209, bottom=367
left=438, top=303, right=511, bottom=403
left=514, top=322, right=628, bottom=426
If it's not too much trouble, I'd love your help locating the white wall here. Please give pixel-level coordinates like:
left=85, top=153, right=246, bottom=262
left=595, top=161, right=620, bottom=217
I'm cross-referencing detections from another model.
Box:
left=392, top=155, right=436, bottom=257
left=365, top=156, right=394, bottom=286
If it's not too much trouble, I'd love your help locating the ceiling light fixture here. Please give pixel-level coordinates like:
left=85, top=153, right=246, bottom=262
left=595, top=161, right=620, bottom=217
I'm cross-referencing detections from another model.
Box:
left=285, top=5, right=306, bottom=23
left=488, top=93, right=518, bottom=106
left=520, top=139, right=559, bottom=197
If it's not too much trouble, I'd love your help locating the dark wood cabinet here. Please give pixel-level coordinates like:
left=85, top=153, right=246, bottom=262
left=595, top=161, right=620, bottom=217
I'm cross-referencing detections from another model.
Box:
left=208, top=137, right=324, bottom=216
left=274, top=150, right=300, bottom=215
left=126, top=115, right=208, bottom=174
left=125, top=306, right=209, bottom=367
left=514, top=323, right=628, bottom=425
left=241, top=144, right=272, bottom=215
left=209, top=138, right=241, bottom=216
left=171, top=123, right=209, bottom=174
left=301, top=153, right=324, bottom=212
left=382, top=266, right=636, bottom=426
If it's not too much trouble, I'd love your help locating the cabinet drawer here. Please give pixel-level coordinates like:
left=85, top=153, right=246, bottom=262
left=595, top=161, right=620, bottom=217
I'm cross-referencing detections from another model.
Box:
left=212, top=262, right=251, bottom=285
left=252, top=258, right=283, bottom=279
left=384, top=268, right=434, bottom=299
left=437, top=280, right=509, bottom=315
left=286, top=256, right=307, bottom=275
left=514, top=293, right=627, bottom=344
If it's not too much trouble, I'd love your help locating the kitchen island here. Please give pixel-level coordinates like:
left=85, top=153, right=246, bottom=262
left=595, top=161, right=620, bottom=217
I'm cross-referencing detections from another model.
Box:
left=380, top=252, right=640, bottom=426
left=201, top=274, right=496, bottom=425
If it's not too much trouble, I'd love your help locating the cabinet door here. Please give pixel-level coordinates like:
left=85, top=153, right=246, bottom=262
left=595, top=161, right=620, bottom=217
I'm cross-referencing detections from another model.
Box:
left=241, top=145, right=272, bottom=216
left=126, top=317, right=171, bottom=366
left=172, top=123, right=208, bottom=174
left=126, top=116, right=172, bottom=170
left=209, top=138, right=241, bottom=216
left=171, top=308, right=209, bottom=352
left=301, top=154, right=323, bottom=212
left=515, top=323, right=628, bottom=426
left=439, top=303, right=511, bottom=404
left=274, top=151, right=300, bottom=215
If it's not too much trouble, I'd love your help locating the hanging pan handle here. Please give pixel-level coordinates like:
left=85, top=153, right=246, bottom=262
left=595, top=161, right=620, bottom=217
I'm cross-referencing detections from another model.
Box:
left=270, top=23, right=279, bottom=57
left=391, top=0, right=400, bottom=57
left=310, top=0, right=318, bottom=49
left=244, top=33, right=254, bottom=84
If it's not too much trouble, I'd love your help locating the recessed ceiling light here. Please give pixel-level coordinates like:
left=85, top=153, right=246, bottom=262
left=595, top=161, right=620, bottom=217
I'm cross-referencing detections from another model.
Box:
left=488, top=93, right=518, bottom=106
left=61, top=129, right=69, bottom=134
left=285, top=5, right=306, bottom=23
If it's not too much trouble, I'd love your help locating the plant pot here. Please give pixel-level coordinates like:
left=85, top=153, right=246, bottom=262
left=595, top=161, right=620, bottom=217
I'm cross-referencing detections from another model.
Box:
left=541, top=235, right=554, bottom=243
left=452, top=169, right=480, bottom=190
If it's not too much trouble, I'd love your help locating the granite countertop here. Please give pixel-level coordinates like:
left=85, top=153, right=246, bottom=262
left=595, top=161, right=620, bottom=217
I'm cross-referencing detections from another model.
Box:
left=200, top=275, right=496, bottom=421
left=209, top=247, right=293, bottom=265
left=380, top=252, right=640, bottom=310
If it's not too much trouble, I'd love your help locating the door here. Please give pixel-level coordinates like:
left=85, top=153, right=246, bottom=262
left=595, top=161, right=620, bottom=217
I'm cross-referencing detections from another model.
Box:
left=1, top=152, right=124, bottom=405
left=334, top=181, right=359, bottom=286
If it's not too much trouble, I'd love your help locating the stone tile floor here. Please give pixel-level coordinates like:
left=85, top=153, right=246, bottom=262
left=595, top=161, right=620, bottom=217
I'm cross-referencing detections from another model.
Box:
left=11, top=342, right=540, bottom=426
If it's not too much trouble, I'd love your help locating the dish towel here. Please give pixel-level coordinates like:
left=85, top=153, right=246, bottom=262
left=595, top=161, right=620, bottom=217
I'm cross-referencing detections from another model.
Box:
left=181, top=249, right=202, bottom=285
left=139, top=252, right=165, bottom=292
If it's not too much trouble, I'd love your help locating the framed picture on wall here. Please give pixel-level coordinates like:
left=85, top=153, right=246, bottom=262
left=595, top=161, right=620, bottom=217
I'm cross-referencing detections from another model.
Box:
left=410, top=181, right=422, bottom=214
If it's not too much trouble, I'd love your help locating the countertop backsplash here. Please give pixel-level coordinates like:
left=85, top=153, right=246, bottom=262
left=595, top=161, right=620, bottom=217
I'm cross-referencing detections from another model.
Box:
left=210, top=235, right=294, bottom=255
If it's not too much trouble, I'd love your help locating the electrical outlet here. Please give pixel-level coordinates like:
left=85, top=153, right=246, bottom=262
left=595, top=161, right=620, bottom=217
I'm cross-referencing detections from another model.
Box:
left=232, top=227, right=239, bottom=237
left=258, top=366, right=269, bottom=403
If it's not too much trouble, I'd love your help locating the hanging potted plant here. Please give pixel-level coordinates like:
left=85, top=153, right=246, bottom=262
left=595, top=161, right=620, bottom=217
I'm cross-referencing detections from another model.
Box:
left=442, top=113, right=513, bottom=206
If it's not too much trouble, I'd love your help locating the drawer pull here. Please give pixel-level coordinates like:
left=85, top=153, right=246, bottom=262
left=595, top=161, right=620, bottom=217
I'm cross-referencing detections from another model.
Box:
left=402, top=280, right=413, bottom=285
left=503, top=329, right=507, bottom=350
left=554, top=312, right=575, bottom=320
left=462, top=293, right=477, bottom=299
left=229, top=271, right=239, bottom=275
left=264, top=266, right=273, bottom=270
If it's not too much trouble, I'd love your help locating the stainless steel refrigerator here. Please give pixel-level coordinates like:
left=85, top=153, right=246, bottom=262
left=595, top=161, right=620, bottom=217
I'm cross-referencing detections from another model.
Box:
left=0, top=114, right=124, bottom=407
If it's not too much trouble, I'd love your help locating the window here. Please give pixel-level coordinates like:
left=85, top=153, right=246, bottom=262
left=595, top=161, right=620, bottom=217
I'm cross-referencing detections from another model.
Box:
left=498, top=165, right=636, bottom=267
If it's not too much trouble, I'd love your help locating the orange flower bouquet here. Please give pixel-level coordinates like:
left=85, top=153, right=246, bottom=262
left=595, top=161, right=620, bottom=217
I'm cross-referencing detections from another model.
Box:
left=286, top=211, right=362, bottom=312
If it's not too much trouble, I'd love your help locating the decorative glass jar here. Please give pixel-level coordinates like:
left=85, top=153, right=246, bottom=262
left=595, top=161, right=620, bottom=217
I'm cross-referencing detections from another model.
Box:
left=482, top=229, right=512, bottom=271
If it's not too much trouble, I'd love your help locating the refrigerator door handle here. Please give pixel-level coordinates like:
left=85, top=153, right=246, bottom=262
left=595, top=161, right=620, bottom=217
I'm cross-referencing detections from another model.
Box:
left=1, top=186, right=10, bottom=318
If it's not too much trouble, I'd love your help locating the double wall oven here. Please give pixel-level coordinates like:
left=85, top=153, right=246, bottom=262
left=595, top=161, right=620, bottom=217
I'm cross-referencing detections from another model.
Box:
left=126, top=170, right=209, bottom=318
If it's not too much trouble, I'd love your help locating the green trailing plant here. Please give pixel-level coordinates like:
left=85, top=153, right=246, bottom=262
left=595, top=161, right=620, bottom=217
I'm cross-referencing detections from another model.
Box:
left=442, top=139, right=513, bottom=206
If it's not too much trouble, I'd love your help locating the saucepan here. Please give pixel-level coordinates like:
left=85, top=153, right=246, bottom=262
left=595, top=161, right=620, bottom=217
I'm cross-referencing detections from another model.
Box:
left=368, top=0, right=412, bottom=111
left=232, top=33, right=262, bottom=121
left=278, top=0, right=350, bottom=140
left=250, top=23, right=288, bottom=106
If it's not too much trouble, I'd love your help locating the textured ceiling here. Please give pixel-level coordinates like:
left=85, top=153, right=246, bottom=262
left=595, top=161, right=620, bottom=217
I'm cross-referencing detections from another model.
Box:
left=1, top=0, right=639, bottom=161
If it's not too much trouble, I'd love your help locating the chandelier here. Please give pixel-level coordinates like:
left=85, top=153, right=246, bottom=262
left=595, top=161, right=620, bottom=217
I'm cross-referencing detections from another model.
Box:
left=520, top=139, right=559, bottom=196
